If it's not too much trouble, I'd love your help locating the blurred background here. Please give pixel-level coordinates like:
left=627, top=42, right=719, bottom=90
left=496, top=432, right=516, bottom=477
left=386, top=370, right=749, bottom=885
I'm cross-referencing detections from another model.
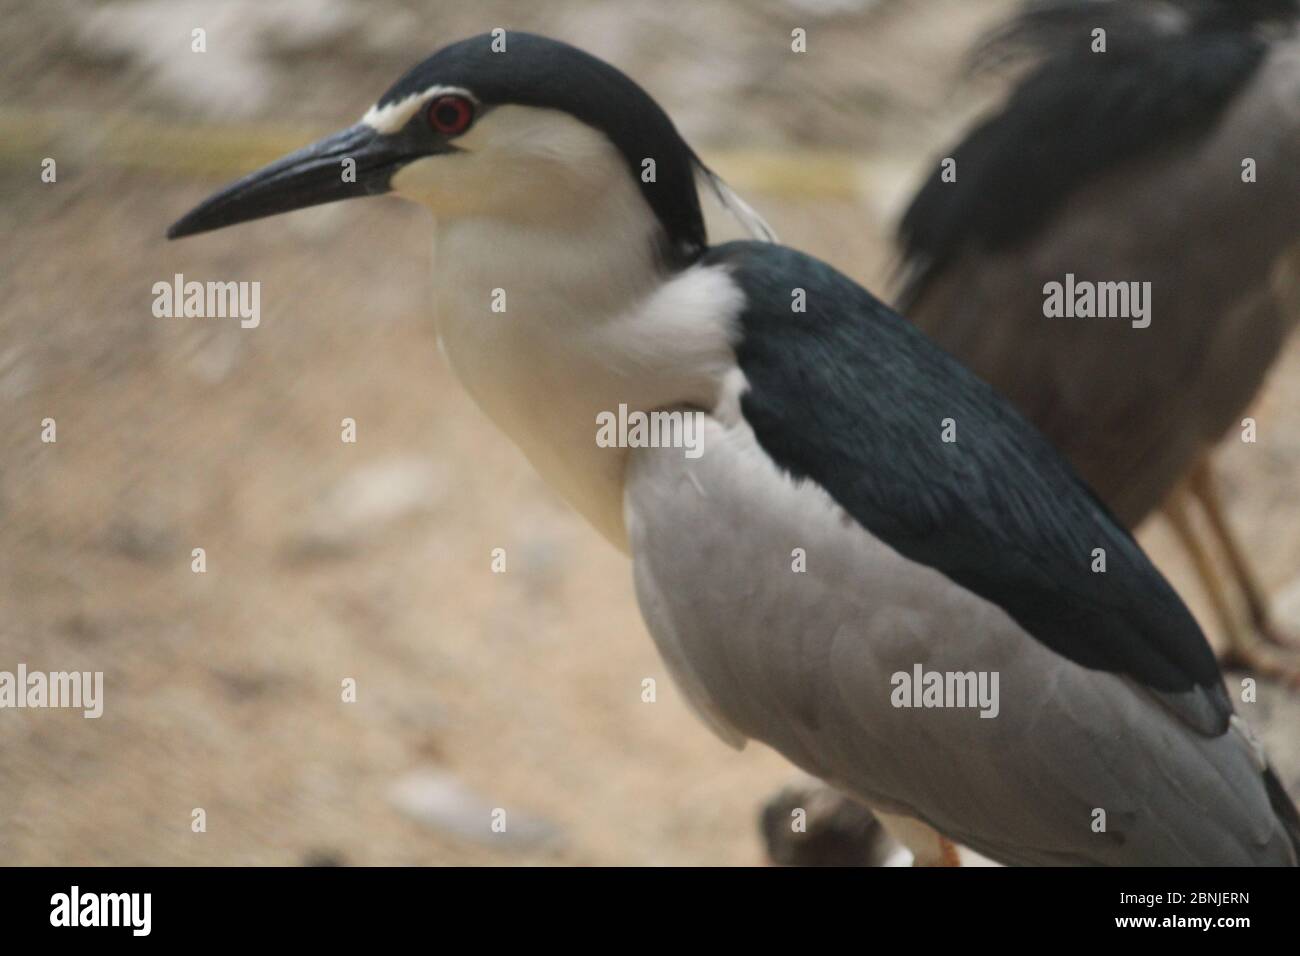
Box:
left=2, top=0, right=1298, bottom=865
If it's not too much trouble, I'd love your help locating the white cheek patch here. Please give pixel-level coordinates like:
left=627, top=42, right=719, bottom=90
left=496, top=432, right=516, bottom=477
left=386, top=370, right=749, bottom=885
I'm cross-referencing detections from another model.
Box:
left=361, top=85, right=477, bottom=134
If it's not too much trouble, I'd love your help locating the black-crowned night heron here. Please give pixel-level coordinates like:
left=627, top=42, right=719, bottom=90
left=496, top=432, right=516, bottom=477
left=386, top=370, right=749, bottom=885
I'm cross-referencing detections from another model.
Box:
left=168, top=32, right=1300, bottom=865
left=901, top=0, right=1300, bottom=680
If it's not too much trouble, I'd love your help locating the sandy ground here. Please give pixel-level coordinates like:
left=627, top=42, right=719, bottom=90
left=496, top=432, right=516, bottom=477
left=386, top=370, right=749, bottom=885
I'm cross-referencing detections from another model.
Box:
left=1, top=0, right=1298, bottom=865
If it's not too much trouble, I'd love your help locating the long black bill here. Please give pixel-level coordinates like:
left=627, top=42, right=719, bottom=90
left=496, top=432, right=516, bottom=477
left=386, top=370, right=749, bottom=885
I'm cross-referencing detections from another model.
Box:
left=167, top=124, right=405, bottom=240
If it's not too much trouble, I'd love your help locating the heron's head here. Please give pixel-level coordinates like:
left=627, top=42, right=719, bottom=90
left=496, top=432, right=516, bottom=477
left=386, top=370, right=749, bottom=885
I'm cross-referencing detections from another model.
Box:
left=168, top=32, right=718, bottom=265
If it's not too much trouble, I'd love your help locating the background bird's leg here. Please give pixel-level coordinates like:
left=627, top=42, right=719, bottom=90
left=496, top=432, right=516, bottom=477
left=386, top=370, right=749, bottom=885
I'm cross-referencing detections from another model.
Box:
left=1163, top=481, right=1300, bottom=684
left=1187, top=458, right=1300, bottom=650
left=1163, top=486, right=1241, bottom=640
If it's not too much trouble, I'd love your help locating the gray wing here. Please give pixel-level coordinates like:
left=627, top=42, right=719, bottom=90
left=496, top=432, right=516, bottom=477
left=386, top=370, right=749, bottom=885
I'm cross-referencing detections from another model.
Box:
left=624, top=417, right=1296, bottom=865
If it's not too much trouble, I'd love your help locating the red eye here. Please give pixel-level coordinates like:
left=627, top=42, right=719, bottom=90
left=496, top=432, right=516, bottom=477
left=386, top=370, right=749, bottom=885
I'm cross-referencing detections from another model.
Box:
left=427, top=95, right=474, bottom=136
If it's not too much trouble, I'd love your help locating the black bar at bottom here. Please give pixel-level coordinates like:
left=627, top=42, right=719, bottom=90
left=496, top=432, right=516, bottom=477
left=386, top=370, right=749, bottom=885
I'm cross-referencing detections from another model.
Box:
left=0, top=865, right=1290, bottom=942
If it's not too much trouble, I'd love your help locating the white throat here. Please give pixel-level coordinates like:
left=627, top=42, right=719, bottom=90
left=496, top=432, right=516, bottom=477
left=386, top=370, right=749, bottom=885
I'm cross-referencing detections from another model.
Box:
left=414, top=110, right=744, bottom=549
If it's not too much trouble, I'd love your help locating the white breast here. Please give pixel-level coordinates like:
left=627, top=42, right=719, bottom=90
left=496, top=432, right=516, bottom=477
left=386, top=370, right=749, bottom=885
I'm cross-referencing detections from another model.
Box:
left=431, top=206, right=745, bottom=550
